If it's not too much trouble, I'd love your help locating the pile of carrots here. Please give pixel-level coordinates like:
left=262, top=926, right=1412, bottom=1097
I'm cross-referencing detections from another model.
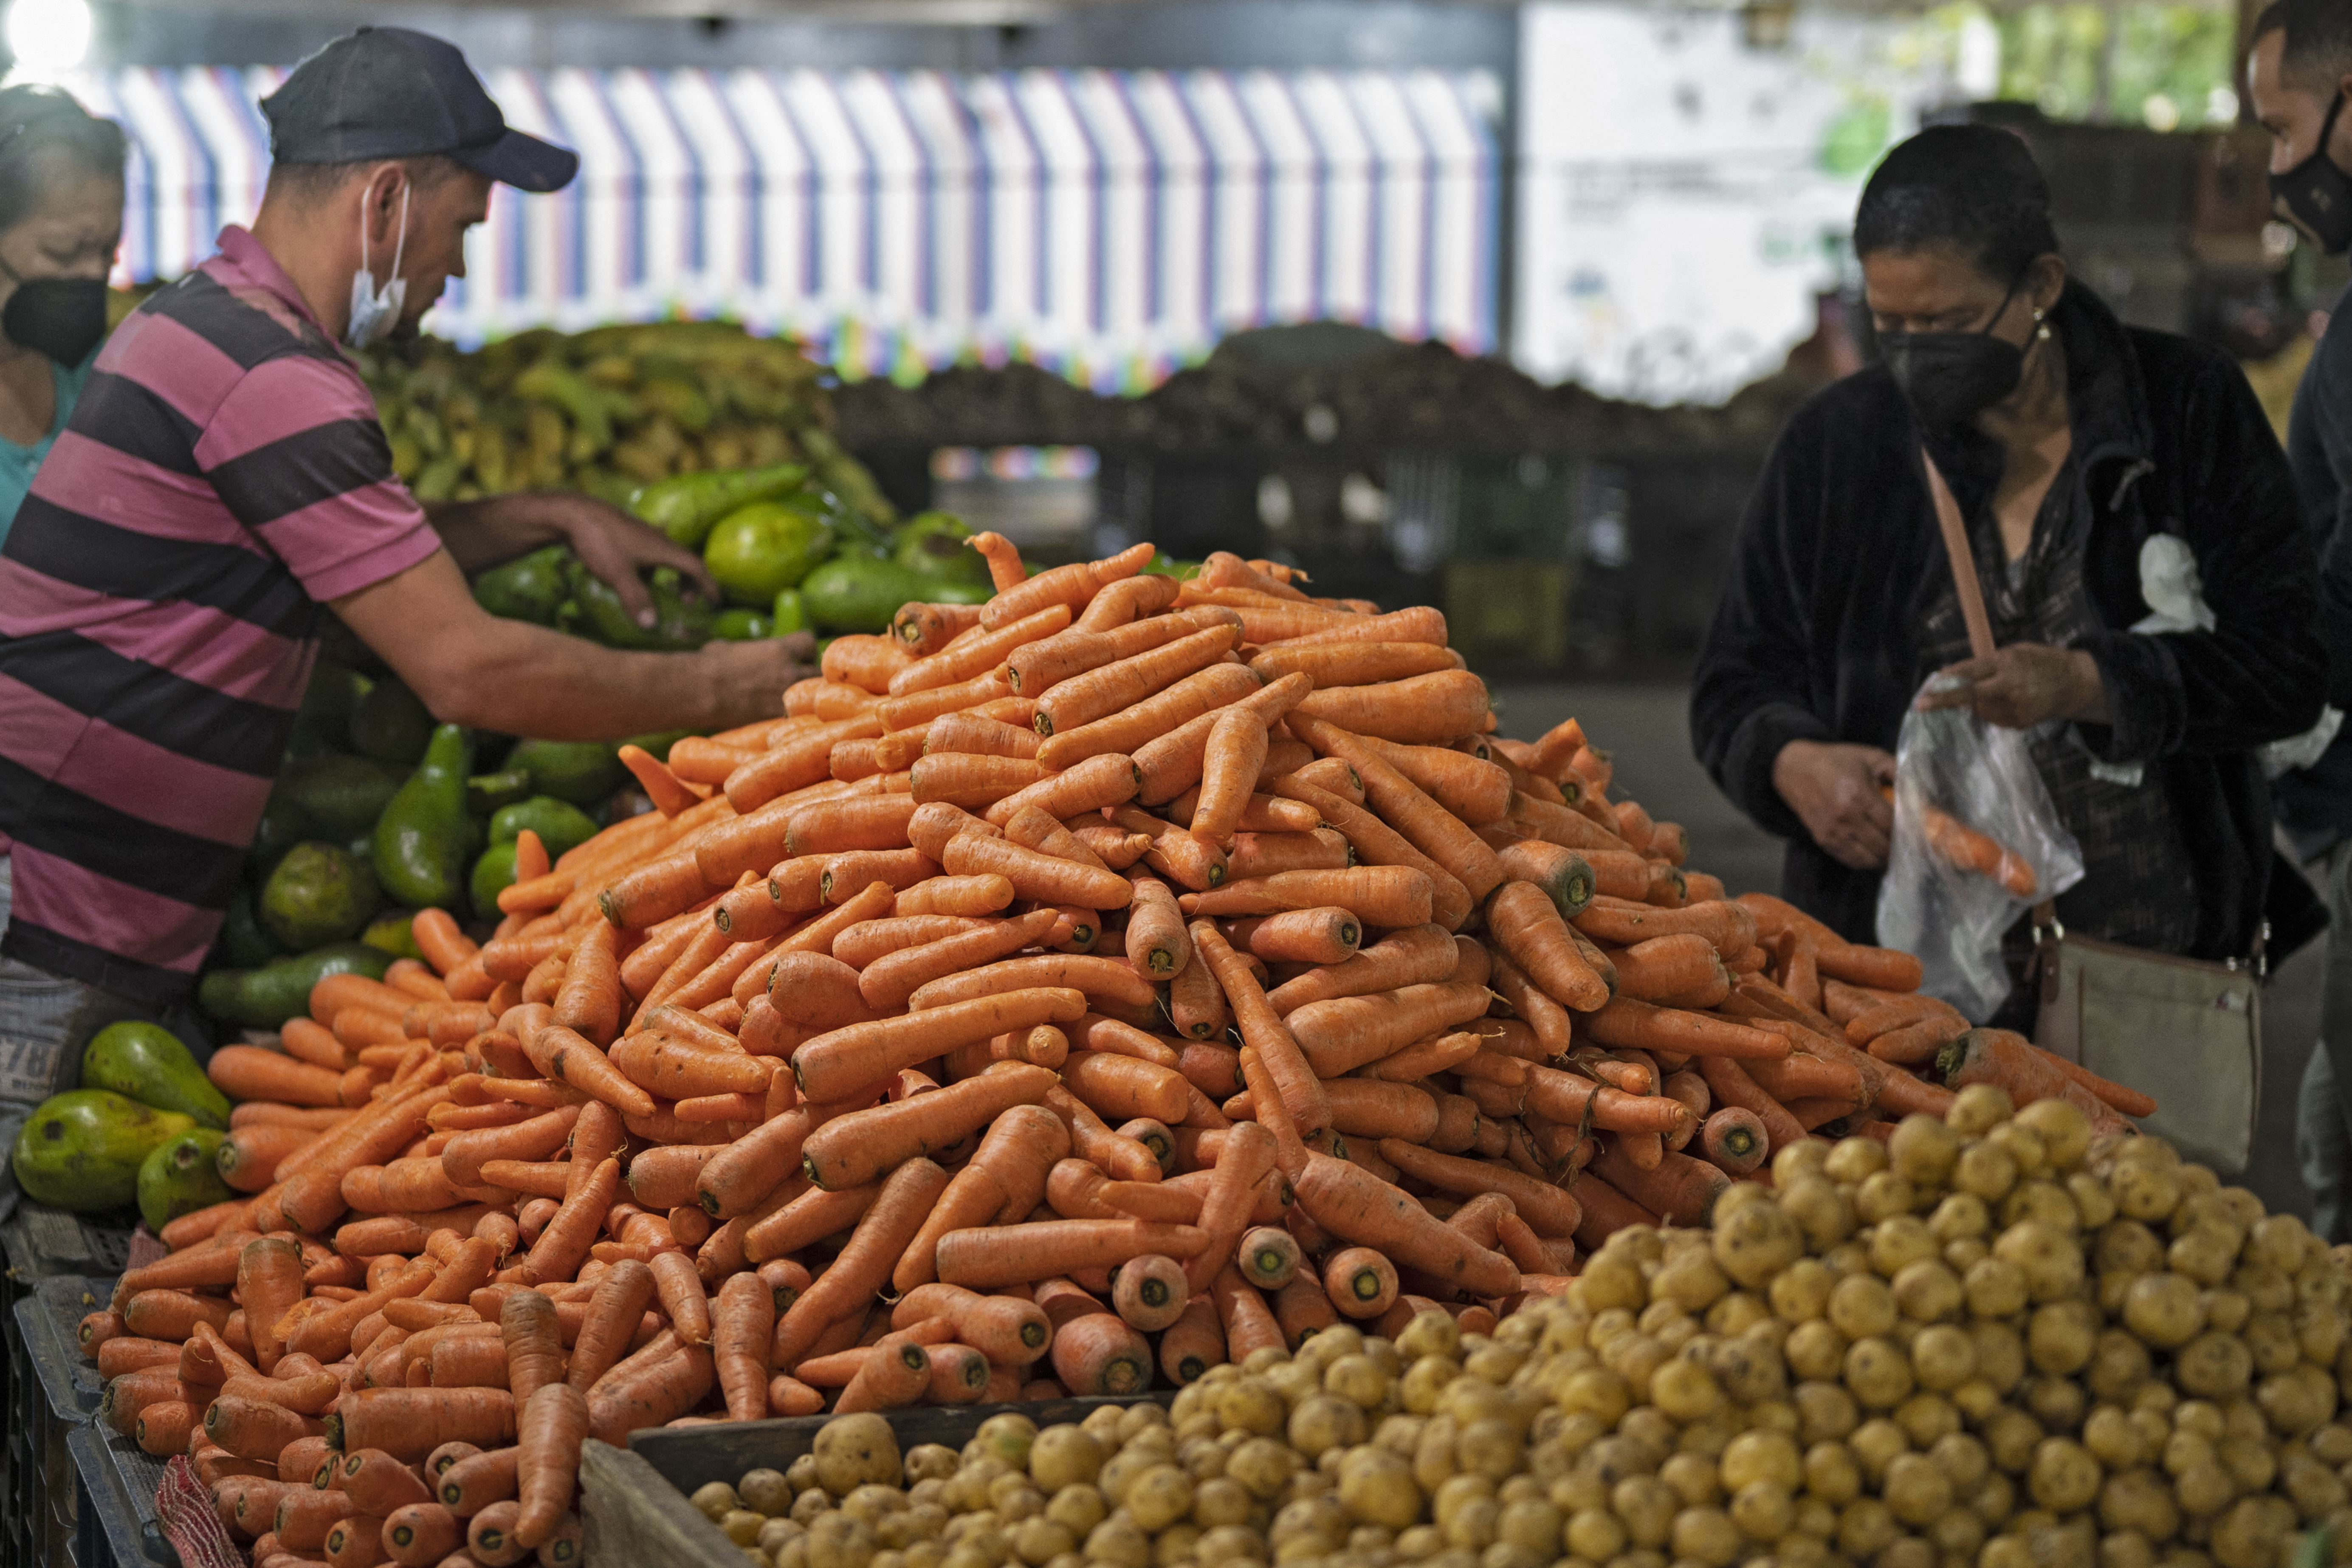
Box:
left=75, top=538, right=2160, bottom=1568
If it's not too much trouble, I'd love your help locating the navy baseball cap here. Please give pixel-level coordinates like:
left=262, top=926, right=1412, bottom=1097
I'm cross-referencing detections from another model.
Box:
left=261, top=27, right=577, bottom=193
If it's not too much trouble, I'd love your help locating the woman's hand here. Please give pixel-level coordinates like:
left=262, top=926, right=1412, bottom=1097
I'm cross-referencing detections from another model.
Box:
left=1917, top=643, right=2108, bottom=728
left=1773, top=739, right=1897, bottom=870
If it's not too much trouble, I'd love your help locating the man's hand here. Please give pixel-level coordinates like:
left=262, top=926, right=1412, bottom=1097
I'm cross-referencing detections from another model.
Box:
left=1773, top=739, right=1897, bottom=871
left=1917, top=643, right=2108, bottom=729
left=548, top=495, right=720, bottom=628
left=426, top=492, right=718, bottom=629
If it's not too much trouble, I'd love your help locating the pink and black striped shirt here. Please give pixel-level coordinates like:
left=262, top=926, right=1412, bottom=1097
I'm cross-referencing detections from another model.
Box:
left=0, top=226, right=440, bottom=1003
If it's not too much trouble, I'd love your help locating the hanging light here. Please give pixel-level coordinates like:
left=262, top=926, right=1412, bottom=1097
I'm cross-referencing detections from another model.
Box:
left=6, top=0, right=93, bottom=77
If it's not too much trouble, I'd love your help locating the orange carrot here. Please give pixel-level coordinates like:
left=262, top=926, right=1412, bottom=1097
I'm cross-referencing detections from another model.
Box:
left=1046, top=1312, right=1155, bottom=1395
left=1076, top=571, right=1184, bottom=632
left=412, top=910, right=480, bottom=980
left=1189, top=921, right=1329, bottom=1137
left=980, top=541, right=1154, bottom=631
left=896, top=874, right=1016, bottom=918
left=892, top=599, right=987, bottom=657
left=209, top=1046, right=346, bottom=1108
left=1935, top=1028, right=2145, bottom=1123
left=712, top=1272, right=776, bottom=1420
left=384, top=1501, right=461, bottom=1567
left=1699, top=1107, right=1769, bottom=1175
left=550, top=922, right=621, bottom=1047
left=1230, top=907, right=1361, bottom=966
left=939, top=834, right=1131, bottom=911
left=1486, top=880, right=1610, bottom=1012
left=1187, top=708, right=1269, bottom=847
left=1282, top=972, right=1493, bottom=1079
left=1035, top=663, right=1264, bottom=773
left=858, top=908, right=1059, bottom=1011
left=791, top=985, right=1085, bottom=1103
left=1184, top=866, right=1435, bottom=929
left=801, top=1063, right=1058, bottom=1190
left=1124, top=876, right=1193, bottom=978
left=888, top=604, right=1072, bottom=697
left=771, top=1158, right=953, bottom=1368
left=984, top=752, right=1146, bottom=827
left=521, top=1026, right=654, bottom=1119
left=911, top=753, right=1049, bottom=810
left=1321, top=1247, right=1399, bottom=1320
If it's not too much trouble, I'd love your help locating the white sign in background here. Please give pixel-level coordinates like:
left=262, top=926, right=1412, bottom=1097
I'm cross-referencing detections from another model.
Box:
left=1514, top=4, right=1935, bottom=407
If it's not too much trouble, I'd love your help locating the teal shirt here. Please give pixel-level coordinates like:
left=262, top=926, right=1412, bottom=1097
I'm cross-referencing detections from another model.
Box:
left=0, top=353, right=96, bottom=548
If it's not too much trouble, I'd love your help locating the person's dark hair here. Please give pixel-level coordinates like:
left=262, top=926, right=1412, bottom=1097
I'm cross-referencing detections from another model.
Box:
left=1852, top=124, right=2062, bottom=284
left=266, top=154, right=463, bottom=209
left=2270, top=0, right=2352, bottom=92
left=0, top=85, right=127, bottom=234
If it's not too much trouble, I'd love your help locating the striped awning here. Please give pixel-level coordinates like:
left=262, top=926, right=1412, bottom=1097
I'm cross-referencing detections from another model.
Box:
left=68, top=64, right=1500, bottom=392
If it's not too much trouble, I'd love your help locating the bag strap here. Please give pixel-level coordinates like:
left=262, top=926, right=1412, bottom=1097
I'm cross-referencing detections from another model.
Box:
left=1921, top=447, right=2064, bottom=936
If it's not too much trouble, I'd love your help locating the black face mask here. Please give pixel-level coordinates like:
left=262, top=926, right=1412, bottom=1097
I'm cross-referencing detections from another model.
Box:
left=1881, top=274, right=2029, bottom=431
left=1, top=276, right=107, bottom=368
left=2273, top=91, right=2352, bottom=254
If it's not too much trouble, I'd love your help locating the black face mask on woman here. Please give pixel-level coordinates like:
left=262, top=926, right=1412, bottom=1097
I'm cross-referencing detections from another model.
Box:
left=2272, top=92, right=2352, bottom=255
left=0, top=272, right=107, bottom=368
left=1880, top=271, right=2030, bottom=431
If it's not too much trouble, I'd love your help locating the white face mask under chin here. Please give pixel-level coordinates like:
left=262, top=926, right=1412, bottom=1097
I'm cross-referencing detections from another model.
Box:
left=345, top=186, right=411, bottom=349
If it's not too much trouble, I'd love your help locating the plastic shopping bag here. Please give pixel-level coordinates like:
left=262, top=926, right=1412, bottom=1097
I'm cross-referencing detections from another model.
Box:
left=1875, top=675, right=2085, bottom=1021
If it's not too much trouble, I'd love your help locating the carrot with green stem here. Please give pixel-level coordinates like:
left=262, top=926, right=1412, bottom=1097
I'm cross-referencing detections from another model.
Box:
left=1110, top=1255, right=1190, bottom=1332
left=770, top=1157, right=953, bottom=1368
left=1323, top=1248, right=1399, bottom=1320
left=891, top=1285, right=1054, bottom=1366
left=890, top=602, right=1073, bottom=696
left=1935, top=1028, right=2145, bottom=1122
left=1033, top=623, right=1243, bottom=737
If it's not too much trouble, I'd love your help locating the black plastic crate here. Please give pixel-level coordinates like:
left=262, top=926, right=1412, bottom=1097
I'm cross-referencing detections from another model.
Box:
left=68, top=1421, right=178, bottom=1568
left=4, top=1283, right=85, bottom=1568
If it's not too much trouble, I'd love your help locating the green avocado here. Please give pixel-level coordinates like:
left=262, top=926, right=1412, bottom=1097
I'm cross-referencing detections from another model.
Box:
left=629, top=461, right=810, bottom=551
left=773, top=589, right=807, bottom=636
left=893, top=511, right=989, bottom=585
left=570, top=564, right=717, bottom=651
left=137, top=1129, right=232, bottom=1232
left=260, top=842, right=382, bottom=950
left=372, top=725, right=481, bottom=911
left=278, top=754, right=405, bottom=841
left=714, top=608, right=774, bottom=640
left=799, top=556, right=929, bottom=635
left=246, top=792, right=315, bottom=883
left=361, top=912, right=421, bottom=961
left=506, top=739, right=626, bottom=809
left=197, top=942, right=393, bottom=1031
left=13, top=1091, right=197, bottom=1213
left=470, top=840, right=518, bottom=922
left=82, top=1021, right=230, bottom=1131
left=489, top=796, right=601, bottom=860
left=703, top=499, right=836, bottom=606
left=466, top=769, right=535, bottom=816
left=348, top=680, right=437, bottom=767
left=472, top=544, right=574, bottom=625
left=218, top=885, right=283, bottom=968
left=925, top=577, right=993, bottom=606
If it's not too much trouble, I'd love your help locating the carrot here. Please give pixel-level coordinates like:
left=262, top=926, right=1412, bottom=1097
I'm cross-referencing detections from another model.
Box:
left=1583, top=997, right=1788, bottom=1060
left=1695, top=1055, right=1808, bottom=1153
left=1272, top=1275, right=1340, bottom=1346
left=1035, top=663, right=1264, bottom=773
left=1110, top=1254, right=1190, bottom=1331
left=1189, top=921, right=1329, bottom=1137
left=210, top=1046, right=347, bottom=1108
left=1181, top=1118, right=1278, bottom=1291
left=1588, top=1143, right=1730, bottom=1227
left=934, top=1218, right=1208, bottom=1289
left=940, top=834, right=1132, bottom=910
left=134, top=1400, right=197, bottom=1456
left=1354, top=1030, right=1482, bottom=1084
left=520, top=1158, right=619, bottom=1286
left=710, top=1272, right=776, bottom=1421
left=1184, top=707, right=1269, bottom=848
left=770, top=1158, right=953, bottom=1368
left=858, top=908, right=1059, bottom=1011
left=1699, top=1107, right=1769, bottom=1175
left=802, top=1063, right=1058, bottom=1189
left=1112, top=875, right=1186, bottom=980
left=981, top=541, right=1153, bottom=631
left=437, top=1445, right=520, bottom=1516
left=907, top=954, right=1153, bottom=1015
left=1077, top=571, right=1184, bottom=631
left=834, top=1329, right=931, bottom=1414
left=911, top=753, right=1048, bottom=810
left=1266, top=776, right=1469, bottom=931
left=412, top=908, right=480, bottom=980
left=893, top=599, right=988, bottom=657
left=1287, top=670, right=1488, bottom=746
left=1935, top=1028, right=2146, bottom=1122
left=790, top=985, right=1086, bottom=1104
left=1485, top=880, right=1610, bottom=1012
left=891, top=1103, right=1069, bottom=1292
left=384, top=1501, right=461, bottom=1567
left=895, top=873, right=1017, bottom=919
left=1282, top=972, right=1493, bottom=1078
left=922, top=1343, right=992, bottom=1404
left=1292, top=715, right=1503, bottom=901
left=891, top=603, right=1073, bottom=697
left=1203, top=1263, right=1282, bottom=1361
left=1049, top=1312, right=1155, bottom=1396
left=1263, top=924, right=1459, bottom=1015
left=519, top=1026, right=654, bottom=1119
left=1185, top=866, right=1435, bottom=929
left=1033, top=623, right=1242, bottom=738
left=1608, top=933, right=1727, bottom=1004
left=1375, top=1140, right=1581, bottom=1236
left=1229, top=1224, right=1297, bottom=1291
left=1917, top=799, right=2040, bottom=897
left=891, top=1285, right=1054, bottom=1367
left=986, top=755, right=1148, bottom=832
left=1321, top=1247, right=1399, bottom=1321
left=822, top=632, right=913, bottom=695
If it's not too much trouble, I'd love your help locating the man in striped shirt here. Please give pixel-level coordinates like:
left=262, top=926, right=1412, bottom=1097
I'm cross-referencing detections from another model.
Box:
left=0, top=29, right=811, bottom=1117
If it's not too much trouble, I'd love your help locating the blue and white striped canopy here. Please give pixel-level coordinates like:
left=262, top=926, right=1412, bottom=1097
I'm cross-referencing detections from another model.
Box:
left=70, top=64, right=1501, bottom=392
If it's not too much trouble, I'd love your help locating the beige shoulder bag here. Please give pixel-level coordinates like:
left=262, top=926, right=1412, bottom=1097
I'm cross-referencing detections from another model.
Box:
left=1921, top=452, right=2262, bottom=1172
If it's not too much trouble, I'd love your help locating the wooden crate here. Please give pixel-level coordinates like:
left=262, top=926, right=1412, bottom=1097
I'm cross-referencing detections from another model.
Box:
left=582, top=1396, right=1169, bottom=1568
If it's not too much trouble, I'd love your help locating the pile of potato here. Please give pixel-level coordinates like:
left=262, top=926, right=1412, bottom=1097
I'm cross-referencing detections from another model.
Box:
left=688, top=1089, right=2352, bottom=1568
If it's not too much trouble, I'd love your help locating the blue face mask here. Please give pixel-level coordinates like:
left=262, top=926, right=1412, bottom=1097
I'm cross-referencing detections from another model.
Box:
left=345, top=185, right=410, bottom=349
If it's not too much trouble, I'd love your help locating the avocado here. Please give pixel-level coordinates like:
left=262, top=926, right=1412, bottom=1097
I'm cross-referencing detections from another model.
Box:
left=289, top=662, right=367, bottom=756
left=361, top=912, right=422, bottom=961
left=629, top=461, right=809, bottom=551
left=703, top=498, right=836, bottom=606
left=136, top=1129, right=232, bottom=1232
left=570, top=564, right=717, bottom=651
left=13, top=1090, right=197, bottom=1212
left=246, top=791, right=315, bottom=882
left=372, top=725, right=481, bottom=911
left=261, top=842, right=382, bottom=950
left=506, top=739, right=626, bottom=809
left=471, top=840, right=518, bottom=921
left=894, top=511, right=990, bottom=586
left=489, top=796, right=600, bottom=860
left=467, top=769, right=535, bottom=816
left=472, top=544, right=574, bottom=625
left=348, top=679, right=436, bottom=767
left=773, top=589, right=808, bottom=635
left=218, top=885, right=283, bottom=968
left=82, top=1021, right=230, bottom=1131
left=800, top=556, right=929, bottom=635
left=925, top=577, right=993, bottom=606
left=197, top=942, right=393, bottom=1030
left=714, top=608, right=774, bottom=640
left=279, top=754, right=404, bottom=840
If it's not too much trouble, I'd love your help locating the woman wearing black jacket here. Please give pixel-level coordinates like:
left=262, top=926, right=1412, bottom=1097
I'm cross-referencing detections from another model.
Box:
left=1691, top=124, right=2327, bottom=1019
